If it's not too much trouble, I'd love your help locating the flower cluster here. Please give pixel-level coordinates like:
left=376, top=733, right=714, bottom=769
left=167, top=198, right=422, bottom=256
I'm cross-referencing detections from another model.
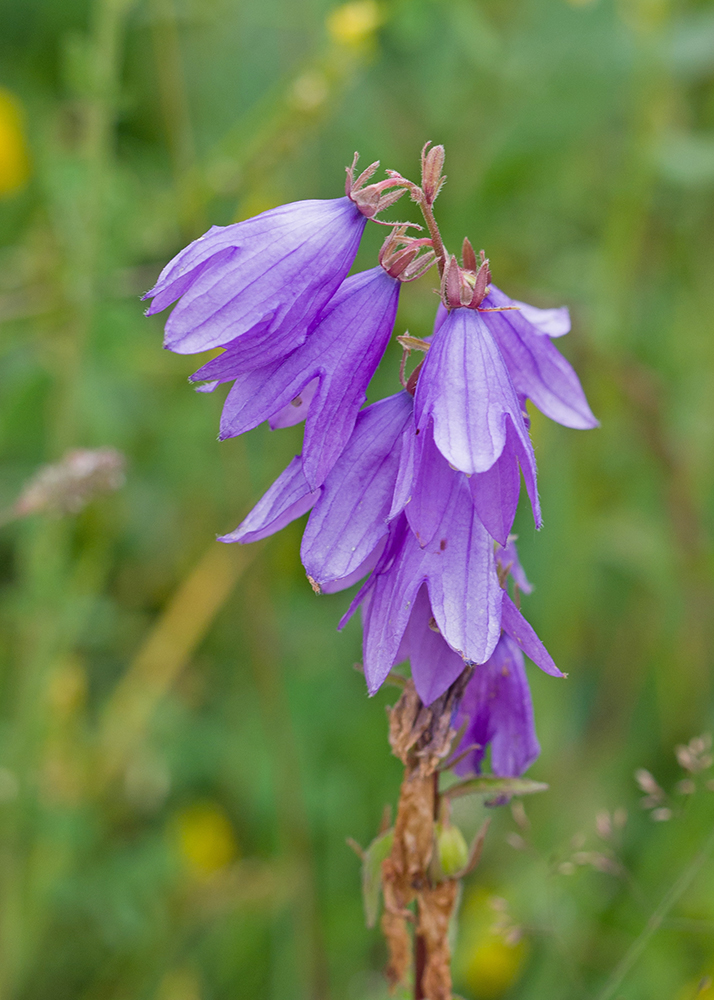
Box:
left=145, top=144, right=597, bottom=780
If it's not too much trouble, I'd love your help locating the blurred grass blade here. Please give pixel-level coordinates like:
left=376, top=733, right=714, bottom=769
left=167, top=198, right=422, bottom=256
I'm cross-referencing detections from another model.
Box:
left=443, top=776, right=549, bottom=801
left=99, top=543, right=258, bottom=780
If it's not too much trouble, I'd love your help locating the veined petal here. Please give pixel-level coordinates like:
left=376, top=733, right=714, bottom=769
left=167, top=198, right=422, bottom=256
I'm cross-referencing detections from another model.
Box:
left=455, top=634, right=540, bottom=778
left=146, top=198, right=366, bottom=360
left=482, top=286, right=598, bottom=430
left=396, top=585, right=467, bottom=706
left=301, top=392, right=412, bottom=588
left=205, top=268, right=399, bottom=489
left=219, top=455, right=319, bottom=544
left=389, top=420, right=419, bottom=521
left=425, top=478, right=504, bottom=664
left=414, top=308, right=535, bottom=476
left=404, top=421, right=457, bottom=548
left=510, top=296, right=571, bottom=337
left=469, top=428, right=522, bottom=546
left=501, top=593, right=563, bottom=677
left=342, top=478, right=503, bottom=695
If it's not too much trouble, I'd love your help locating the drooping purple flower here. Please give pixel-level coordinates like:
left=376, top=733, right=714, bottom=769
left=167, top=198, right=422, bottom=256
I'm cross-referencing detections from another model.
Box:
left=301, top=392, right=412, bottom=589
left=454, top=633, right=540, bottom=778
left=191, top=267, right=401, bottom=489
left=413, top=308, right=537, bottom=486
left=395, top=584, right=470, bottom=706
left=221, top=391, right=412, bottom=591
left=431, top=274, right=597, bottom=431
left=144, top=198, right=367, bottom=368
left=340, top=486, right=504, bottom=695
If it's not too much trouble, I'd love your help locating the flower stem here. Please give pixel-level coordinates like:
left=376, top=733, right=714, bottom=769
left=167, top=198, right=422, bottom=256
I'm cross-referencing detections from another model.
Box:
left=417, top=196, right=448, bottom=278
left=414, top=925, right=427, bottom=1000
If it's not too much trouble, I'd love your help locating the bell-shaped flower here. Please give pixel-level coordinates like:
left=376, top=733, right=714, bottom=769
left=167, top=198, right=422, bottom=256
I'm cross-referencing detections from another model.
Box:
left=340, top=482, right=504, bottom=695
left=454, top=634, right=540, bottom=778
left=144, top=197, right=368, bottom=367
left=220, top=391, right=413, bottom=592
left=413, top=308, right=537, bottom=485
left=393, top=414, right=540, bottom=548
left=365, top=538, right=560, bottom=705
left=191, top=267, right=401, bottom=489
left=432, top=275, right=597, bottom=430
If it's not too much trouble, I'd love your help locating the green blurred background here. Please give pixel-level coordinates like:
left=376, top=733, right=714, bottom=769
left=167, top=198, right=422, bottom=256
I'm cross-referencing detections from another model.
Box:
left=1, top=0, right=714, bottom=996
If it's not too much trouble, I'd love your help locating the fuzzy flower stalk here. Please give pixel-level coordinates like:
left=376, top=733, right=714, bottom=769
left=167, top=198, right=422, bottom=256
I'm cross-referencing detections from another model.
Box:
left=146, top=144, right=596, bottom=998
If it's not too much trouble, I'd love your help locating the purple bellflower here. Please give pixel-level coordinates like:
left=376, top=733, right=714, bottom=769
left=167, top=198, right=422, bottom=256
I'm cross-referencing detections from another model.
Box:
left=144, top=198, right=366, bottom=367
left=149, top=146, right=595, bottom=753
left=143, top=155, right=409, bottom=368
left=191, top=266, right=401, bottom=489
left=454, top=633, right=540, bottom=778
left=397, top=540, right=548, bottom=774
left=431, top=259, right=597, bottom=433
left=220, top=392, right=414, bottom=592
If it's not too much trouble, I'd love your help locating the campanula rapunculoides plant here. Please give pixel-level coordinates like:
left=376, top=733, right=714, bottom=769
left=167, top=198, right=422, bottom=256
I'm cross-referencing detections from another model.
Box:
left=145, top=144, right=597, bottom=999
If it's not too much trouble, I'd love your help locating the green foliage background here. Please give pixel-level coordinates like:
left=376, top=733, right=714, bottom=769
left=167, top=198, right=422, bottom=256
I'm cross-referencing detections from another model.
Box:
left=1, top=0, right=714, bottom=996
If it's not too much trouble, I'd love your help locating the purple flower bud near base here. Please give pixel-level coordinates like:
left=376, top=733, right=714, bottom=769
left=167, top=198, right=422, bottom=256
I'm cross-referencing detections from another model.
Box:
left=455, top=634, right=541, bottom=778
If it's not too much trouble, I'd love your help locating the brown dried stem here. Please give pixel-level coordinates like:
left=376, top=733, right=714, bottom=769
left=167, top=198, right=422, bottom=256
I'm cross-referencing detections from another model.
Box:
left=379, top=673, right=476, bottom=1000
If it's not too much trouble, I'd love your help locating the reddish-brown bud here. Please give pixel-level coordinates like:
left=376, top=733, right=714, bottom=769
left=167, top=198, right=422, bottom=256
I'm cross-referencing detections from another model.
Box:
left=461, top=237, right=478, bottom=273
left=346, top=152, right=411, bottom=220
left=421, top=142, right=446, bottom=205
left=470, top=255, right=491, bottom=308
left=379, top=228, right=435, bottom=282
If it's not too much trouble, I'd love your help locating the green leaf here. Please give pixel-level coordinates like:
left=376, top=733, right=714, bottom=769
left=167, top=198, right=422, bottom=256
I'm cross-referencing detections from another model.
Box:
left=443, top=776, right=549, bottom=801
left=361, top=828, right=394, bottom=928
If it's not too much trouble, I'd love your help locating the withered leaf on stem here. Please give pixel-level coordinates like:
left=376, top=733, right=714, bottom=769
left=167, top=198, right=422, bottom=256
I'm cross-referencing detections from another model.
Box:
left=417, top=880, right=459, bottom=1000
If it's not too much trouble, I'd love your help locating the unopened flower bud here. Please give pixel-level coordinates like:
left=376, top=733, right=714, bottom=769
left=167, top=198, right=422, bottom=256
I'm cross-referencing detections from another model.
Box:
left=433, top=821, right=469, bottom=879
left=422, top=143, right=445, bottom=205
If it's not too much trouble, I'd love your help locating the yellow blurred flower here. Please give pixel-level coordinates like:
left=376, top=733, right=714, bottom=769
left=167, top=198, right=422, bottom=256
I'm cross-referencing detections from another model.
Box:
left=327, top=1, right=382, bottom=47
left=462, top=937, right=527, bottom=998
left=157, top=968, right=202, bottom=1000
left=172, top=801, right=239, bottom=876
left=0, top=88, right=30, bottom=196
left=676, top=973, right=713, bottom=1000
left=454, top=887, right=528, bottom=998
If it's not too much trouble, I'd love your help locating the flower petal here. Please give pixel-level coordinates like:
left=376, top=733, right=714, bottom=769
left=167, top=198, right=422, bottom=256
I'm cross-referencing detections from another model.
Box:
left=510, top=297, right=571, bottom=337
left=219, top=455, right=319, bottom=544
left=455, top=633, right=540, bottom=777
left=414, top=308, right=536, bottom=477
left=482, top=286, right=598, bottom=430
left=501, top=593, right=563, bottom=677
left=397, top=584, right=467, bottom=706
left=404, top=421, right=457, bottom=548
left=301, top=392, right=412, bottom=588
left=206, top=268, right=399, bottom=489
left=469, top=429, right=522, bottom=546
